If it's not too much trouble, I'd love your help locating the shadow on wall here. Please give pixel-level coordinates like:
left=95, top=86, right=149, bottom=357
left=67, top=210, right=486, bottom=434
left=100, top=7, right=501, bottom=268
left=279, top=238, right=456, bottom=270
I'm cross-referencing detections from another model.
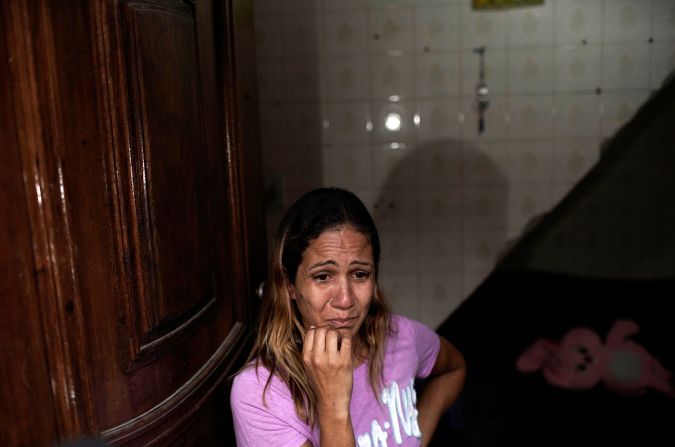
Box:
left=257, top=11, right=324, bottom=244
left=371, top=139, right=509, bottom=328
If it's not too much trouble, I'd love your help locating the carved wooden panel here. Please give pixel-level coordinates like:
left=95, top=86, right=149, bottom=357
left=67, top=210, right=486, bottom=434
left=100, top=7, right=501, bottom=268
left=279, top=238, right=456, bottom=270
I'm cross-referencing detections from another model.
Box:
left=117, top=0, right=225, bottom=370
left=1, top=0, right=262, bottom=443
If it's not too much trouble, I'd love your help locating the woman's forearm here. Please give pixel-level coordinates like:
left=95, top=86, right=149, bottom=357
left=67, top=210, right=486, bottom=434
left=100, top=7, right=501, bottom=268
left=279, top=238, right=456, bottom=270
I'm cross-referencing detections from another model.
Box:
left=416, top=337, right=466, bottom=447
left=318, top=408, right=355, bottom=447
left=416, top=368, right=465, bottom=446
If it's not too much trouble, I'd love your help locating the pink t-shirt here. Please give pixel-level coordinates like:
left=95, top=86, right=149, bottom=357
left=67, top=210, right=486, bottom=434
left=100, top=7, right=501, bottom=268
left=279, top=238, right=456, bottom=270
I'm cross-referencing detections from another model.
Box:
left=231, top=314, right=441, bottom=447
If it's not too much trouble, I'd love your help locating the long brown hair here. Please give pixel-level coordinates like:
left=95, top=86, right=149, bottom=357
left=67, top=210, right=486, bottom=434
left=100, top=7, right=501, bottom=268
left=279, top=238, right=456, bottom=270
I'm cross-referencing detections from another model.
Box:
left=245, top=187, right=391, bottom=427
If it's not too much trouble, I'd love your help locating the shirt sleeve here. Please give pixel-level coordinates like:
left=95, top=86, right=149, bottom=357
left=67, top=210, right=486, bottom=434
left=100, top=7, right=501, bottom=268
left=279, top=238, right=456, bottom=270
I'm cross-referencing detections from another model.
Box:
left=230, top=366, right=310, bottom=447
left=401, top=315, right=441, bottom=379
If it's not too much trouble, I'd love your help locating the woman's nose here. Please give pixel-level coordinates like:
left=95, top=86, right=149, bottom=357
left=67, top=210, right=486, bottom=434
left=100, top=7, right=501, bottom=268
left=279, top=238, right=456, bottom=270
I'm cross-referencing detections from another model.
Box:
left=331, top=279, right=355, bottom=309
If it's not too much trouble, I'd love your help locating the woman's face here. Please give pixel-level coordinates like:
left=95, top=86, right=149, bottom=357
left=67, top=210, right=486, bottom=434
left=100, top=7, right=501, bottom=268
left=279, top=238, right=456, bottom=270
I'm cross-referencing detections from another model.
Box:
left=291, top=226, right=374, bottom=342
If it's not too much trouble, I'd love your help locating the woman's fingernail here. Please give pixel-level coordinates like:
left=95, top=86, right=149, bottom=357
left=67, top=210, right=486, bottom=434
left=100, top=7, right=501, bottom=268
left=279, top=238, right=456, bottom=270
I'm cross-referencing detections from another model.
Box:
left=309, top=325, right=316, bottom=329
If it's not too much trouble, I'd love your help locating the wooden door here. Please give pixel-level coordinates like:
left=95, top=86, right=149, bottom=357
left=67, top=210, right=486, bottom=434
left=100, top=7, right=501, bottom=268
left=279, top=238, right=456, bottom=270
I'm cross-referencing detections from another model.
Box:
left=0, top=0, right=264, bottom=445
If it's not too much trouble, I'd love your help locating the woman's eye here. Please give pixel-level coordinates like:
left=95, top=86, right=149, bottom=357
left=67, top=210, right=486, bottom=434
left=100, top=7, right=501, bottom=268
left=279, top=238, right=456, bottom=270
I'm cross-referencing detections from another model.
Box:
left=313, top=273, right=330, bottom=282
left=353, top=271, right=371, bottom=280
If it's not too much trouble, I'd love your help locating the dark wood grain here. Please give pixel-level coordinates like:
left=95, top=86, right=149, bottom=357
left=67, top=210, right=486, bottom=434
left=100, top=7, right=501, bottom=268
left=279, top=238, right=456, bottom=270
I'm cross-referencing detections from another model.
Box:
left=0, top=0, right=263, bottom=444
left=0, top=5, right=60, bottom=445
left=2, top=0, right=96, bottom=439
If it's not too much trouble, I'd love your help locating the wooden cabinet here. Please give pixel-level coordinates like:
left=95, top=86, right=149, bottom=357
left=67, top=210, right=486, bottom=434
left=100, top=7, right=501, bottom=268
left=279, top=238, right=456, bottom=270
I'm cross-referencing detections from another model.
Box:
left=0, top=0, right=264, bottom=445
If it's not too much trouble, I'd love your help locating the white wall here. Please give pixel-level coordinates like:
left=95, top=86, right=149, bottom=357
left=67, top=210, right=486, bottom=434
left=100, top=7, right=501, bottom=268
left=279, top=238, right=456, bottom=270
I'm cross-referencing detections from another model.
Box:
left=253, top=0, right=675, bottom=328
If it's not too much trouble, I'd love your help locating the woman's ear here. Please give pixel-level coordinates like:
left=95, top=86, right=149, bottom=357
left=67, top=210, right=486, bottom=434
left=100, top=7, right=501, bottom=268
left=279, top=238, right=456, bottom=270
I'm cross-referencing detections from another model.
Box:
left=287, top=283, right=296, bottom=300
left=371, top=280, right=380, bottom=304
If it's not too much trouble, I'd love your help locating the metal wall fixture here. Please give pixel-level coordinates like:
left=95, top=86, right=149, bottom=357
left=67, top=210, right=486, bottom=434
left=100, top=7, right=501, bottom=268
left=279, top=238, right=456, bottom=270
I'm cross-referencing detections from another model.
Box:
left=473, top=46, right=489, bottom=134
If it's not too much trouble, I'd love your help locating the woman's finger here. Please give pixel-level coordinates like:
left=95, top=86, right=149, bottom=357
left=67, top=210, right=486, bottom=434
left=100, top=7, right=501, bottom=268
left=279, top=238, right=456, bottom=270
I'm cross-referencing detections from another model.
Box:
left=325, top=329, right=339, bottom=358
left=313, top=326, right=327, bottom=356
left=303, top=326, right=315, bottom=361
left=339, top=334, right=352, bottom=363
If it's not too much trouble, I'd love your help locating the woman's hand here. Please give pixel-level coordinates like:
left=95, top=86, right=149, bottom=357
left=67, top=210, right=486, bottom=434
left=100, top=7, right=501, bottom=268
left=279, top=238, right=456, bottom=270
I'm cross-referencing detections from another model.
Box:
left=303, top=326, right=353, bottom=415
left=303, top=326, right=356, bottom=447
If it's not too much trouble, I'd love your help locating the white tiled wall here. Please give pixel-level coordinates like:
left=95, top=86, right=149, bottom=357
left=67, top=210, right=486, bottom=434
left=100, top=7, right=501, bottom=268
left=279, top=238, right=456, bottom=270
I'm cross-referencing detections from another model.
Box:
left=253, top=0, right=675, bottom=329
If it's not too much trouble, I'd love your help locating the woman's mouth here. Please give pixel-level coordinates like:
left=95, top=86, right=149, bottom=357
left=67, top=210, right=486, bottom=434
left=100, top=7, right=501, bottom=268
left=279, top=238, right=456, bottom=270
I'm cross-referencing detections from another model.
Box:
left=327, top=317, right=358, bottom=328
